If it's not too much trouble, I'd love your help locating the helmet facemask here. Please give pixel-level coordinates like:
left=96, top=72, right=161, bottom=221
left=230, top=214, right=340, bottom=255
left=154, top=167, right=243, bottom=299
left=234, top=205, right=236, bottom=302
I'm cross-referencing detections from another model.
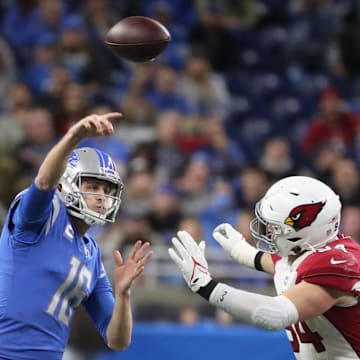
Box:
left=250, top=202, right=311, bottom=256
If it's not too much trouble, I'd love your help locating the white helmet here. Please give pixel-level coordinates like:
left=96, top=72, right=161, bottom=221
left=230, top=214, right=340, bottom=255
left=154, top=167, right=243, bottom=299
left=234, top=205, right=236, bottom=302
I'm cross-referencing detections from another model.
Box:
left=250, top=176, right=341, bottom=256
left=57, top=147, right=124, bottom=226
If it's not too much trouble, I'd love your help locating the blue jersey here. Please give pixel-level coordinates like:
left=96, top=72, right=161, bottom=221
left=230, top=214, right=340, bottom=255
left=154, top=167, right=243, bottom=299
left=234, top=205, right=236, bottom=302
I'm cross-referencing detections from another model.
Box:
left=0, top=183, right=115, bottom=359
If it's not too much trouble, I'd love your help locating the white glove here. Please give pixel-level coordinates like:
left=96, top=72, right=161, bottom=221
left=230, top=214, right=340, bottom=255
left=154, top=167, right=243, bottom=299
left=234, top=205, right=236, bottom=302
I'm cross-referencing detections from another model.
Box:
left=212, top=223, right=258, bottom=269
left=168, top=230, right=212, bottom=292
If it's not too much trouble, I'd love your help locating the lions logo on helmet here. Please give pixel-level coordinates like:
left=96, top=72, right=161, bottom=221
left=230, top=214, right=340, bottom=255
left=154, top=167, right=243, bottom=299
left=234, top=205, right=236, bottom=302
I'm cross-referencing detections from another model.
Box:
left=68, top=151, right=79, bottom=168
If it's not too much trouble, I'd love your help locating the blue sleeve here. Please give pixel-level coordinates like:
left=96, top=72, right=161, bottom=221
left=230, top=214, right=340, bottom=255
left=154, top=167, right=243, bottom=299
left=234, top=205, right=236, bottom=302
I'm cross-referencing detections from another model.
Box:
left=83, top=274, right=115, bottom=343
left=13, top=182, right=56, bottom=232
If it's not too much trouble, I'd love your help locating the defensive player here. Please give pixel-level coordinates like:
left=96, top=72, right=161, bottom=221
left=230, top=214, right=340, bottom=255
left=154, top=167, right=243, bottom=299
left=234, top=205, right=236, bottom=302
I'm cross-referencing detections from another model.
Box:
left=169, top=176, right=360, bottom=359
left=0, top=112, right=153, bottom=359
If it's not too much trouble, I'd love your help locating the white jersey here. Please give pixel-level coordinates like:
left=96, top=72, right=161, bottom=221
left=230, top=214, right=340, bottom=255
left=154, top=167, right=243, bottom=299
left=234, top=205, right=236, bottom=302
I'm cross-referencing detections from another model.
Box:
left=273, top=235, right=360, bottom=360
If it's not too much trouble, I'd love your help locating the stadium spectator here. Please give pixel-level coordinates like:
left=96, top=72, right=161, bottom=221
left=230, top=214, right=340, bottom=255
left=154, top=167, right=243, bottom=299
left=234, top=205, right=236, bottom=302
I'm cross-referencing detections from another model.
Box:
left=147, top=182, right=182, bottom=244
left=121, top=157, right=156, bottom=217
left=287, top=0, right=343, bottom=73
left=12, top=107, right=57, bottom=193
left=116, top=63, right=157, bottom=147
left=189, top=0, right=241, bottom=71
left=214, top=309, right=234, bottom=325
left=175, top=115, right=208, bottom=155
left=3, top=81, right=34, bottom=119
left=145, top=0, right=190, bottom=70
left=58, top=14, right=109, bottom=87
left=1, top=0, right=40, bottom=62
left=178, top=156, right=213, bottom=217
left=44, top=64, right=73, bottom=99
left=178, top=305, right=200, bottom=325
left=329, top=157, right=360, bottom=206
left=36, top=65, right=73, bottom=123
left=145, top=65, right=192, bottom=114
left=309, top=143, right=345, bottom=185
left=82, top=0, right=118, bottom=40
left=196, top=115, right=247, bottom=179
left=36, top=0, right=64, bottom=38
left=234, top=209, right=254, bottom=244
left=0, top=82, right=34, bottom=205
left=338, top=0, right=360, bottom=76
left=0, top=35, right=17, bottom=111
left=0, top=82, right=32, bottom=154
left=143, top=0, right=196, bottom=29
left=234, top=165, right=269, bottom=211
left=170, top=175, right=360, bottom=359
left=176, top=215, right=205, bottom=246
left=0, top=112, right=153, bottom=359
left=57, top=83, right=90, bottom=134
left=113, top=212, right=163, bottom=254
left=341, top=205, right=360, bottom=241
left=258, top=136, right=298, bottom=183
left=178, top=55, right=231, bottom=117
left=151, top=110, right=188, bottom=181
left=200, top=179, right=238, bottom=245
left=21, top=32, right=59, bottom=95
left=301, top=86, right=360, bottom=156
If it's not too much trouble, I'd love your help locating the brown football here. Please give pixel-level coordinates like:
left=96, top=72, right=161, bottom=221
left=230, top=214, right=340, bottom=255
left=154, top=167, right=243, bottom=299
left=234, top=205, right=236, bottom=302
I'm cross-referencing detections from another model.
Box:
left=105, top=16, right=171, bottom=62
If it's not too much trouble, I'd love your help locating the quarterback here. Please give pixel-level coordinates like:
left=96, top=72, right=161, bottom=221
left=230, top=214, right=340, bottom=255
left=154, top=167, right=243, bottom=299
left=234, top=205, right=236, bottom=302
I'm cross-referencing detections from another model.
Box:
left=0, top=113, right=153, bottom=359
left=169, top=176, right=360, bottom=359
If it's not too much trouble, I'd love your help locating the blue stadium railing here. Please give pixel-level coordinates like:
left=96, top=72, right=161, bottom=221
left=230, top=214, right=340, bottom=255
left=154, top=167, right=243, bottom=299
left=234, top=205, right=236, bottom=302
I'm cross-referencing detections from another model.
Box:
left=95, top=323, right=294, bottom=360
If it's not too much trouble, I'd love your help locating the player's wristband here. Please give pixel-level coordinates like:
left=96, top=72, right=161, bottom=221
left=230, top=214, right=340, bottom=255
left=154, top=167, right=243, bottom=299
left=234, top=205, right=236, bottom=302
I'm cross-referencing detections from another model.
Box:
left=197, top=280, right=219, bottom=300
left=254, top=251, right=265, bottom=272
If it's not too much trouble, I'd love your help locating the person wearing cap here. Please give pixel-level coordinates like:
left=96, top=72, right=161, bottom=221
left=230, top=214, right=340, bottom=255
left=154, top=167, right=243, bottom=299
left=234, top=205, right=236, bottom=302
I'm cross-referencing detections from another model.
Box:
left=301, top=86, right=360, bottom=156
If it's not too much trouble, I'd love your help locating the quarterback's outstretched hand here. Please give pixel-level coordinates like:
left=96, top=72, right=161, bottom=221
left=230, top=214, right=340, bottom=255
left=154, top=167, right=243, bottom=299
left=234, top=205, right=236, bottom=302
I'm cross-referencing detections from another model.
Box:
left=113, top=240, right=153, bottom=297
left=168, top=231, right=212, bottom=292
left=69, top=112, right=123, bottom=140
left=213, top=223, right=258, bottom=268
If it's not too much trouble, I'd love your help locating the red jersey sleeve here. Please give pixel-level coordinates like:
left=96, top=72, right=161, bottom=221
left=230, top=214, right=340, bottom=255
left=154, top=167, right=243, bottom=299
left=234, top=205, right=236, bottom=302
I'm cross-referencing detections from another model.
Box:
left=297, top=237, right=360, bottom=296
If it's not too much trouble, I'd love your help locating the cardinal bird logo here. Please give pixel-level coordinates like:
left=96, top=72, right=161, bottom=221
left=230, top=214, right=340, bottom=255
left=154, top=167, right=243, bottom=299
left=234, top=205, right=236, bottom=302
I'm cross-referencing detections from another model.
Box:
left=284, top=201, right=326, bottom=231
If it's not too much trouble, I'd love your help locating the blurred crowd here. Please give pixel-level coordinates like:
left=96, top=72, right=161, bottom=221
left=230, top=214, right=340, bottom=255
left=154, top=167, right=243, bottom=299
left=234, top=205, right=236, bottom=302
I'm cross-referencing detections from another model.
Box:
left=2, top=0, right=360, bottom=352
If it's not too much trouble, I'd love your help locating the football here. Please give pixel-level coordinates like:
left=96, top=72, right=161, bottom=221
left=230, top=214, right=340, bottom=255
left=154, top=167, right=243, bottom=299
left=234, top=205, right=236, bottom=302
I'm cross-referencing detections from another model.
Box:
left=105, top=16, right=171, bottom=62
